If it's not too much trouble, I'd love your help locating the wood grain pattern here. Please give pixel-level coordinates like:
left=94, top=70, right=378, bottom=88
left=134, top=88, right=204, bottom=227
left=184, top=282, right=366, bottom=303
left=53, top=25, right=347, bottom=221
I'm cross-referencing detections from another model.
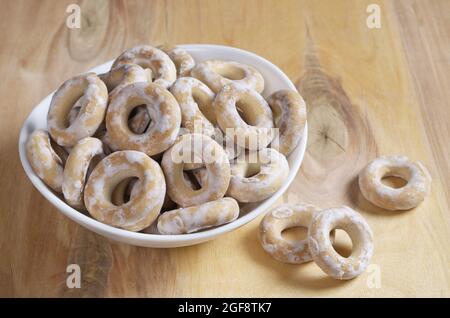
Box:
left=1, top=0, right=449, bottom=297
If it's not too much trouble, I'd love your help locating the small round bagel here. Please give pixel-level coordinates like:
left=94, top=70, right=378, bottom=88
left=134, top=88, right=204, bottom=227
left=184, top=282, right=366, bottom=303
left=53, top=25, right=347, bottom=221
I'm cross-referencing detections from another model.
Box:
left=106, top=82, right=181, bottom=156
left=161, top=133, right=231, bottom=207
left=259, top=204, right=322, bottom=264
left=26, top=130, right=64, bottom=192
left=47, top=73, right=108, bottom=147
left=62, top=137, right=104, bottom=210
left=267, top=89, right=307, bottom=155
left=84, top=150, right=166, bottom=232
left=227, top=148, right=289, bottom=203
left=191, top=60, right=264, bottom=93
left=214, top=83, right=274, bottom=150
left=157, top=197, right=239, bottom=234
left=99, top=63, right=148, bottom=99
left=359, top=155, right=431, bottom=210
left=308, top=206, right=374, bottom=280
left=159, top=44, right=195, bottom=77
left=112, top=45, right=177, bottom=88
left=170, top=77, right=216, bottom=137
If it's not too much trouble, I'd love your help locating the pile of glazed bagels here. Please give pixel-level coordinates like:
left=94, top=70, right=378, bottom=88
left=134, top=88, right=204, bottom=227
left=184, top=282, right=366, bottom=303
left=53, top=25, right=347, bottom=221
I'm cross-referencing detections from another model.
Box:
left=26, top=44, right=432, bottom=281
left=26, top=44, right=306, bottom=235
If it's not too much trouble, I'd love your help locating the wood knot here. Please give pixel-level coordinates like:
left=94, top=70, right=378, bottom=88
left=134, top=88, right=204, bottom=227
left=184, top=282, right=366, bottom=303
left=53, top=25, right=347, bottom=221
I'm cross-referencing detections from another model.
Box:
left=67, top=0, right=110, bottom=62
left=284, top=29, right=377, bottom=206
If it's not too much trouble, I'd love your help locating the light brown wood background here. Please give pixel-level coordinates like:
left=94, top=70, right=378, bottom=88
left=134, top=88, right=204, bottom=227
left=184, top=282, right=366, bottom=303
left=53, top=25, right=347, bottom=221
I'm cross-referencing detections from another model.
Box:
left=1, top=0, right=449, bottom=297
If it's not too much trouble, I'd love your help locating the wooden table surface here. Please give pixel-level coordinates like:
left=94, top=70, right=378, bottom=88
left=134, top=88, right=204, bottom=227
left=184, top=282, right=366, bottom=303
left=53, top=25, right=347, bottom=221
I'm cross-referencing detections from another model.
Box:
left=1, top=0, right=450, bottom=297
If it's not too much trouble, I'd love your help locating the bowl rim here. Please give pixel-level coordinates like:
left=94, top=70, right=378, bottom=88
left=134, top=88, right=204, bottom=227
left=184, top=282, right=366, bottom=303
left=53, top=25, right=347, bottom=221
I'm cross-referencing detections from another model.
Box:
left=18, top=43, right=308, bottom=246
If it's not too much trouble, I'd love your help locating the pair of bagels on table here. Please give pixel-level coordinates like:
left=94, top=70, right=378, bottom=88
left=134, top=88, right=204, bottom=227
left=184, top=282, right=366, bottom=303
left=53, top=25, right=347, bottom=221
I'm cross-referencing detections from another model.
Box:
left=259, top=156, right=431, bottom=280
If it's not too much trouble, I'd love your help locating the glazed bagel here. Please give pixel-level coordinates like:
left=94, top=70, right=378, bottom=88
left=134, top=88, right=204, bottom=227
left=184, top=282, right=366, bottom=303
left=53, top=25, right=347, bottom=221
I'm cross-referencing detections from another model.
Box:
left=26, top=130, right=64, bottom=192
left=99, top=63, right=148, bottom=99
left=47, top=73, right=108, bottom=147
left=62, top=137, right=104, bottom=210
left=106, top=82, right=181, bottom=156
left=308, top=206, right=374, bottom=280
left=159, top=44, right=195, bottom=77
left=227, top=148, right=288, bottom=203
left=191, top=60, right=264, bottom=93
left=161, top=133, right=231, bottom=207
left=267, top=89, right=307, bottom=155
left=84, top=150, right=166, bottom=231
left=170, top=77, right=216, bottom=137
left=359, top=155, right=431, bottom=210
left=260, top=204, right=323, bottom=264
left=214, top=83, right=274, bottom=150
left=157, top=197, right=239, bottom=234
left=112, top=45, right=177, bottom=88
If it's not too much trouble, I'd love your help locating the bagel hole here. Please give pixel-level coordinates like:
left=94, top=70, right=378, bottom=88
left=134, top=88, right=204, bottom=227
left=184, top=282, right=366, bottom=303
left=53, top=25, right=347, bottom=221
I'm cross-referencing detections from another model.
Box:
left=123, top=178, right=138, bottom=203
left=193, top=94, right=216, bottom=124
left=86, top=154, right=103, bottom=179
left=111, top=177, right=138, bottom=205
left=49, top=138, right=68, bottom=166
left=381, top=176, right=407, bottom=189
left=331, top=229, right=353, bottom=258
left=236, top=100, right=259, bottom=125
left=64, top=96, right=84, bottom=127
left=244, top=162, right=261, bottom=178
left=216, top=65, right=245, bottom=80
left=271, top=105, right=282, bottom=126
left=183, top=171, right=202, bottom=190
left=144, top=68, right=154, bottom=81
left=128, top=105, right=151, bottom=134
left=66, top=106, right=81, bottom=127
left=281, top=226, right=308, bottom=244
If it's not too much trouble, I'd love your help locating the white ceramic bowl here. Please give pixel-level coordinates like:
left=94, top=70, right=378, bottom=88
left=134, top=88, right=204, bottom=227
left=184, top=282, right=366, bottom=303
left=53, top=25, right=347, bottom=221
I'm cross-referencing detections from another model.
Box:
left=18, top=44, right=307, bottom=247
